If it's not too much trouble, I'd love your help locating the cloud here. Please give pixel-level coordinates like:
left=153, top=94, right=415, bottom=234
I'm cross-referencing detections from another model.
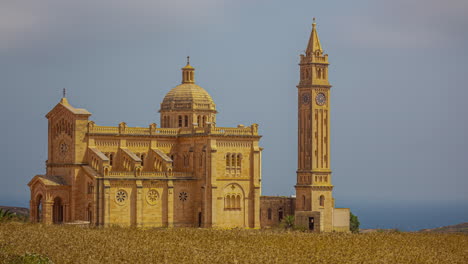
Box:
left=0, top=0, right=226, bottom=50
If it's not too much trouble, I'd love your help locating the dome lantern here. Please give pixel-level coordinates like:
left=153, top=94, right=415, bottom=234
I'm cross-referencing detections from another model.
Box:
left=182, top=56, right=195, bottom=84
left=159, top=59, right=217, bottom=128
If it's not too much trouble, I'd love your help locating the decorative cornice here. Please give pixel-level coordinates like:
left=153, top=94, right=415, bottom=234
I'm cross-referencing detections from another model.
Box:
left=296, top=85, right=332, bottom=89
left=47, top=163, right=86, bottom=167
left=294, top=185, right=334, bottom=191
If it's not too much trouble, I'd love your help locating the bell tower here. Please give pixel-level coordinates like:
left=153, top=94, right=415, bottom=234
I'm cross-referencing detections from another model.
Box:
left=295, top=19, right=334, bottom=232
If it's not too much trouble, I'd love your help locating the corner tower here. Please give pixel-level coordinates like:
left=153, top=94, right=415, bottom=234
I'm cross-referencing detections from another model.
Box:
left=295, top=19, right=334, bottom=232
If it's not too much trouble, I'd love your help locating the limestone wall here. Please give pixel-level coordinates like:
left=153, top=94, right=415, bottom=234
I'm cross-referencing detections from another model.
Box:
left=260, top=196, right=295, bottom=228
left=333, top=208, right=350, bottom=232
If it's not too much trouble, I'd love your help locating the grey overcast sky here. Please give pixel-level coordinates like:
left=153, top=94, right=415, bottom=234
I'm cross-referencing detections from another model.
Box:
left=1, top=0, right=467, bottom=207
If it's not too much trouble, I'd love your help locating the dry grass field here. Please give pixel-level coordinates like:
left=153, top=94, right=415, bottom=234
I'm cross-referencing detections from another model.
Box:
left=0, top=222, right=467, bottom=264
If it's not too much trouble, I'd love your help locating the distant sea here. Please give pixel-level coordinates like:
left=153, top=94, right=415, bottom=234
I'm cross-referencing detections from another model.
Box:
left=338, top=199, right=468, bottom=231
left=2, top=197, right=467, bottom=231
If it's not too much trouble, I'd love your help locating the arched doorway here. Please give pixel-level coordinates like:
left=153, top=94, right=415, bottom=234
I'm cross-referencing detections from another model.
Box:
left=36, top=195, right=43, bottom=223
left=53, top=197, right=64, bottom=224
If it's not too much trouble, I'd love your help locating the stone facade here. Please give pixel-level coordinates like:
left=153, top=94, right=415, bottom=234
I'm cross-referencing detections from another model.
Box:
left=28, top=21, right=350, bottom=232
left=260, top=196, right=295, bottom=228
left=29, top=61, right=262, bottom=228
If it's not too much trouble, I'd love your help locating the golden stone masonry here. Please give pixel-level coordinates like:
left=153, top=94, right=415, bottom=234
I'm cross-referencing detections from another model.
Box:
left=28, top=21, right=350, bottom=232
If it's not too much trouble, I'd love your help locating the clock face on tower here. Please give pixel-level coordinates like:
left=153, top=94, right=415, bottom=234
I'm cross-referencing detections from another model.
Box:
left=302, top=93, right=311, bottom=104
left=316, top=93, right=326, bottom=106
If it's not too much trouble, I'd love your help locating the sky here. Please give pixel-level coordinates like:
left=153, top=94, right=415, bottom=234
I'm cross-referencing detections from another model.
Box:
left=1, top=0, right=467, bottom=225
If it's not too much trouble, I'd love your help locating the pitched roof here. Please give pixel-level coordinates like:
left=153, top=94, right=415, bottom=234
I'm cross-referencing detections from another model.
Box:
left=28, top=175, right=69, bottom=187
left=152, top=148, right=173, bottom=162
left=89, top=147, right=109, bottom=161
left=121, top=148, right=142, bottom=162
left=46, top=97, right=91, bottom=118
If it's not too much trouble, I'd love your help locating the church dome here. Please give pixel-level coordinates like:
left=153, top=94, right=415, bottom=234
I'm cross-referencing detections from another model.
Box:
left=160, top=58, right=216, bottom=113
left=160, top=83, right=216, bottom=112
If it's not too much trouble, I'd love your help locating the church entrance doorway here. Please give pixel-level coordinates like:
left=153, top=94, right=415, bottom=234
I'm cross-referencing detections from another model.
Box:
left=198, top=212, right=202, bottom=227
left=308, top=217, right=314, bottom=231
left=53, top=197, right=64, bottom=224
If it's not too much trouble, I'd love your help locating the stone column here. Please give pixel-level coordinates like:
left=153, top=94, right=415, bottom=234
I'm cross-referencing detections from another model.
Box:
left=136, top=180, right=143, bottom=227
left=103, top=180, right=111, bottom=226
left=43, top=201, right=54, bottom=225
left=253, top=187, right=261, bottom=228
left=167, top=180, right=174, bottom=227
left=29, top=200, right=36, bottom=223
left=63, top=203, right=69, bottom=223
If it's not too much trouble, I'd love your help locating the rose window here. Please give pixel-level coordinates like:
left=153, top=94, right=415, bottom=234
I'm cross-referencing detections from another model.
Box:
left=116, top=190, right=127, bottom=204
left=146, top=189, right=159, bottom=205
left=179, top=192, right=188, bottom=201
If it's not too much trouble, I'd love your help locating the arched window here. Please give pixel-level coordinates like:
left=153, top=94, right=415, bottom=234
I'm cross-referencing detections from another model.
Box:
left=302, top=195, right=306, bottom=210
left=236, top=195, right=241, bottom=209
left=267, top=208, right=272, bottom=220
left=184, top=115, right=189, bottom=127
left=178, top=116, right=182, bottom=127
left=236, top=154, right=241, bottom=168
left=226, top=196, right=231, bottom=209
left=278, top=208, right=284, bottom=222
left=231, top=155, right=236, bottom=170
left=226, top=153, right=230, bottom=167
left=319, top=195, right=325, bottom=207
left=202, top=116, right=206, bottom=126
left=197, top=116, right=201, bottom=126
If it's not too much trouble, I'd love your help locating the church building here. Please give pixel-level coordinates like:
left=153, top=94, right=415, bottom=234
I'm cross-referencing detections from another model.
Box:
left=28, top=20, right=349, bottom=232
left=28, top=59, right=262, bottom=228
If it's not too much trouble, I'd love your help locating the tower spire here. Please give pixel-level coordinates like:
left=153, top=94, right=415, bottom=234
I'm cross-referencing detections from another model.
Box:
left=306, top=17, right=322, bottom=56
left=60, top=88, right=69, bottom=105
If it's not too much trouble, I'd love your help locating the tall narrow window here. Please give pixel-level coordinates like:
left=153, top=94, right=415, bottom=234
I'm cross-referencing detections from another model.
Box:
left=278, top=208, right=284, bottom=222
left=267, top=208, right=272, bottom=220
left=319, top=195, right=325, bottom=207
left=202, top=116, right=206, bottom=126
left=231, top=155, right=236, bottom=170
left=178, top=116, right=182, bottom=127
left=226, top=154, right=230, bottom=167
left=184, top=115, right=188, bottom=127
left=302, top=195, right=306, bottom=210
left=197, top=116, right=201, bottom=126
left=141, top=154, right=145, bottom=166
